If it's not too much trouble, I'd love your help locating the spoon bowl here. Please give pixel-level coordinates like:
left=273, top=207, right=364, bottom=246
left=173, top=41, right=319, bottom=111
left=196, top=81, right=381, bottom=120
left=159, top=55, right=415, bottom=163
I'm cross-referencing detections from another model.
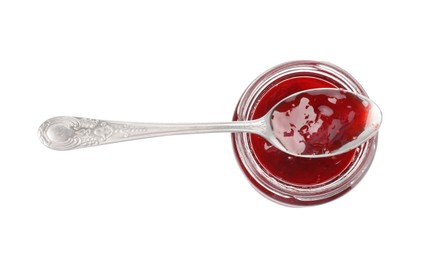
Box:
left=262, top=88, right=382, bottom=158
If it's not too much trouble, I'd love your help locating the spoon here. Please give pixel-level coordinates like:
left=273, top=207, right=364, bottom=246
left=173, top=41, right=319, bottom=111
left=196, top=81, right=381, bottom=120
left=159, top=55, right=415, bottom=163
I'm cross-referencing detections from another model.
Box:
left=38, top=88, right=382, bottom=158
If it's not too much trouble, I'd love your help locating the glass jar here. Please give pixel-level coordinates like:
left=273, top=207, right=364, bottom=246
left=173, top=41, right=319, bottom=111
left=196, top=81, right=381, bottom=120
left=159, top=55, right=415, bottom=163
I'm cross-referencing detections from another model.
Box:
left=232, top=61, right=378, bottom=206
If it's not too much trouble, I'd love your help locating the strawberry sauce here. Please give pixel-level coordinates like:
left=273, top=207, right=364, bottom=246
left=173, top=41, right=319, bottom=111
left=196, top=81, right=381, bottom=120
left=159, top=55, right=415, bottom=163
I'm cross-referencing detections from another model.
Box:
left=251, top=77, right=360, bottom=186
left=270, top=88, right=370, bottom=156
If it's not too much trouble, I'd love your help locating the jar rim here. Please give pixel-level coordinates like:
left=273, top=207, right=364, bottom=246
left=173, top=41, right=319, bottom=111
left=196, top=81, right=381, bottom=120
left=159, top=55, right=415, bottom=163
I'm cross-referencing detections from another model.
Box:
left=232, top=60, right=378, bottom=206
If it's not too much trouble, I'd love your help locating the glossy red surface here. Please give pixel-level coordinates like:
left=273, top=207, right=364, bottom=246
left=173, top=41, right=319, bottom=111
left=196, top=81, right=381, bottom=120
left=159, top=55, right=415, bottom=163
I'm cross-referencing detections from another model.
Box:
left=251, top=77, right=359, bottom=186
left=270, top=88, right=370, bottom=156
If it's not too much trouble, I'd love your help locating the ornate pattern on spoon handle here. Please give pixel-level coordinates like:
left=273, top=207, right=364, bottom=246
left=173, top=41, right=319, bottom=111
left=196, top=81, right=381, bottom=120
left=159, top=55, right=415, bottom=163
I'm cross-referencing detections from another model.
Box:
left=38, top=116, right=266, bottom=151
left=38, top=116, right=153, bottom=150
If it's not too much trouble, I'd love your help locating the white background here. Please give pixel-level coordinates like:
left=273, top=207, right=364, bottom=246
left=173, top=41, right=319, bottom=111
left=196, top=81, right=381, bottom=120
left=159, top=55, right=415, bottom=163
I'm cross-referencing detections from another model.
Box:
left=1, top=1, right=447, bottom=259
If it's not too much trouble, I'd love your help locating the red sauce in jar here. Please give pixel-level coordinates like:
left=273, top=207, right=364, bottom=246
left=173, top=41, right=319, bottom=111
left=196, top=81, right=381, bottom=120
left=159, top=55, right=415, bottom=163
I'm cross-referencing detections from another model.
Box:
left=251, top=77, right=358, bottom=186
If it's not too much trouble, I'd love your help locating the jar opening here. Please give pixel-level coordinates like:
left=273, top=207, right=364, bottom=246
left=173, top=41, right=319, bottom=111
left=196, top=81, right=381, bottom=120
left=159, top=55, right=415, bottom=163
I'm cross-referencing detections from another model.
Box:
left=232, top=61, right=377, bottom=206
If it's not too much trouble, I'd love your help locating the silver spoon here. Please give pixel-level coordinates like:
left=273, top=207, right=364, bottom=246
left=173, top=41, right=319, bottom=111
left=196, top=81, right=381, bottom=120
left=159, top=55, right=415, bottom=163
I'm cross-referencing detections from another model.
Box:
left=38, top=88, right=382, bottom=158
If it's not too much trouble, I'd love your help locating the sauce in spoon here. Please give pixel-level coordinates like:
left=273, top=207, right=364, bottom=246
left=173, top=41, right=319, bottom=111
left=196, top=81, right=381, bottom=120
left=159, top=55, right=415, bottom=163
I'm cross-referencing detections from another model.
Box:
left=270, top=88, right=379, bottom=156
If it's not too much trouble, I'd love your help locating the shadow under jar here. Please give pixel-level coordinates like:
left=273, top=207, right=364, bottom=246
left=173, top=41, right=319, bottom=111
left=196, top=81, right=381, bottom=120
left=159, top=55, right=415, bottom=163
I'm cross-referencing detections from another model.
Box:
left=232, top=61, right=378, bottom=206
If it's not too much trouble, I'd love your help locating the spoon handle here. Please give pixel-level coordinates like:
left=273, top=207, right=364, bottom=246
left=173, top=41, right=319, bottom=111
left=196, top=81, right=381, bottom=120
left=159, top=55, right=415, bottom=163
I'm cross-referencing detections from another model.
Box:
left=38, top=116, right=265, bottom=151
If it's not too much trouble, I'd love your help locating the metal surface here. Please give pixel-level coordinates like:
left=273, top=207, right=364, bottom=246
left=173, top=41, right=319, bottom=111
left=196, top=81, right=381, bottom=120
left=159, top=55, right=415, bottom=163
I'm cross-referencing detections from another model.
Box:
left=38, top=88, right=382, bottom=157
left=38, top=116, right=267, bottom=151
